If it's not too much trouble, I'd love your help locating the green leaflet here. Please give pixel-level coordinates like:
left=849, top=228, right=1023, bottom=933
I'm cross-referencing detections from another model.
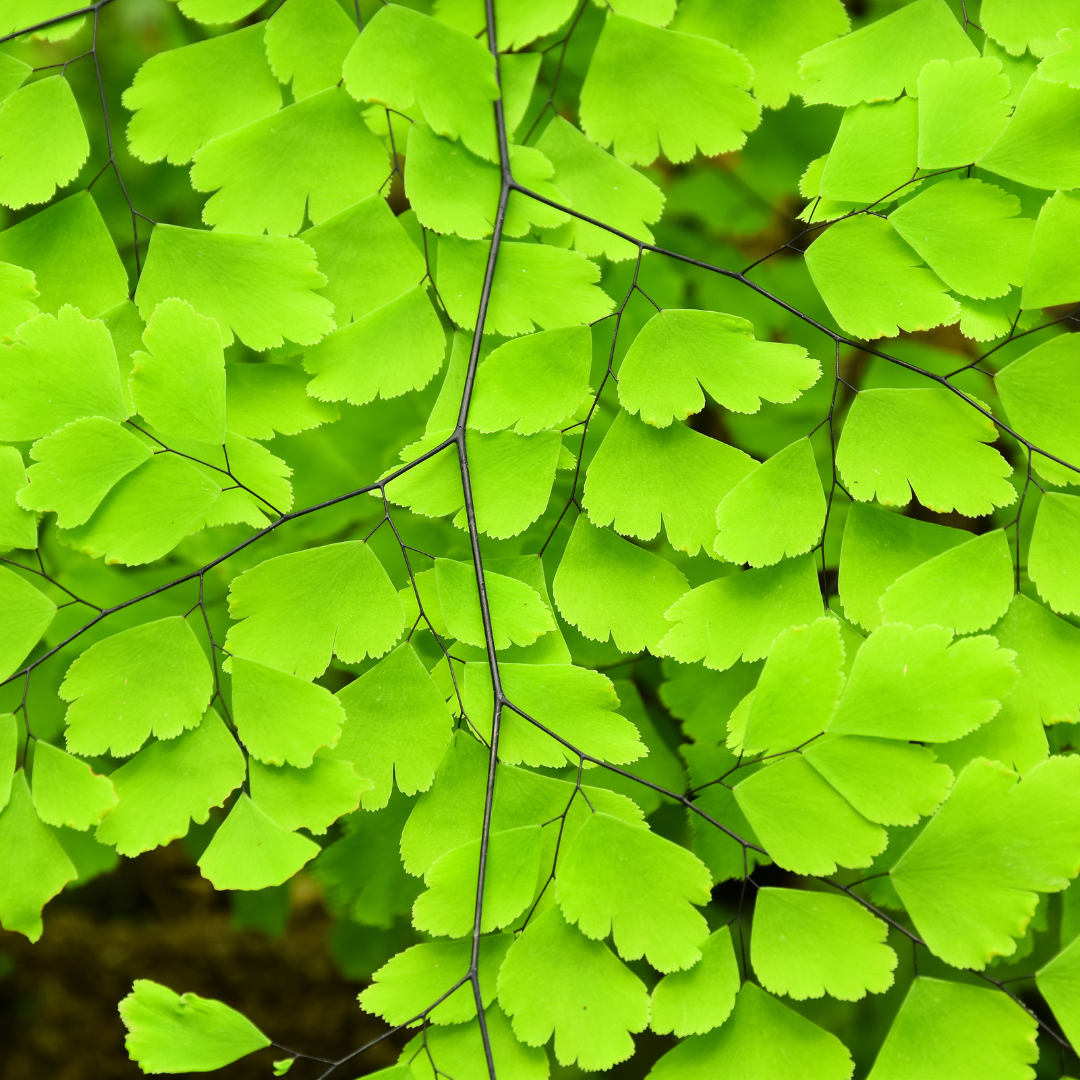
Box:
left=996, top=333, right=1080, bottom=487
left=434, top=557, right=553, bottom=650
left=413, top=825, right=542, bottom=936
left=119, top=980, right=270, bottom=1074
left=361, top=935, right=510, bottom=1026
left=231, top=656, right=344, bottom=767
left=555, top=810, right=712, bottom=971
left=401, top=1005, right=549, bottom=1080
left=405, top=122, right=566, bottom=239
left=804, top=736, right=953, bottom=827
left=433, top=0, right=577, bottom=51
left=650, top=926, right=739, bottom=1036
left=878, top=527, right=1014, bottom=633
left=917, top=57, right=1012, bottom=168
left=661, top=659, right=762, bottom=744
left=827, top=622, right=1016, bottom=743
left=535, top=116, right=665, bottom=261
left=95, top=709, right=244, bottom=857
left=0, top=76, right=88, bottom=210
left=30, top=741, right=116, bottom=831
left=617, top=308, right=819, bottom=428
left=437, top=235, right=614, bottom=335
left=248, top=756, right=370, bottom=835
left=1029, top=493, right=1080, bottom=615
left=553, top=517, right=689, bottom=654
left=387, top=429, right=561, bottom=539
left=171, top=0, right=263, bottom=22
left=343, top=4, right=500, bottom=161
left=888, top=179, right=1034, bottom=301
left=198, top=793, right=320, bottom=890
left=740, top=617, right=845, bottom=754
left=0, top=445, right=35, bottom=550
left=583, top=410, right=757, bottom=557
left=224, top=362, right=337, bottom=440
left=225, top=541, right=405, bottom=680
left=806, top=216, right=960, bottom=340
left=1039, top=27, right=1080, bottom=86
left=714, top=437, right=826, bottom=567
left=981, top=0, right=1080, bottom=57
left=865, top=978, right=1038, bottom=1080
left=304, top=286, right=446, bottom=406
left=0, top=714, right=14, bottom=809
left=135, top=226, right=335, bottom=351
left=265, top=0, right=357, bottom=101
left=192, top=88, right=388, bottom=236
left=0, top=259, right=37, bottom=339
left=672, top=0, right=850, bottom=110
left=1022, top=190, right=1080, bottom=310
left=837, top=502, right=970, bottom=631
left=734, top=754, right=886, bottom=875
left=751, top=888, right=896, bottom=1001
left=648, top=981, right=854, bottom=1080
left=60, top=616, right=212, bottom=758
left=333, top=643, right=454, bottom=811
left=818, top=98, right=918, bottom=203
left=0, top=771, right=77, bottom=941
left=18, top=417, right=151, bottom=529
left=1037, top=934, right=1080, bottom=1048
left=579, top=14, right=760, bottom=165
left=468, top=325, right=591, bottom=435
left=980, top=72, right=1080, bottom=191
left=892, top=755, right=1080, bottom=968
left=0, top=305, right=126, bottom=442
left=464, top=661, right=644, bottom=766
left=37, top=454, right=215, bottom=561
left=0, top=193, right=127, bottom=318
left=497, top=904, right=650, bottom=1071
left=302, top=193, right=427, bottom=326
left=659, top=555, right=824, bottom=671
left=836, top=387, right=1016, bottom=515
left=123, top=24, right=280, bottom=165
left=799, top=0, right=977, bottom=106
left=131, top=298, right=226, bottom=444
left=0, top=564, right=56, bottom=680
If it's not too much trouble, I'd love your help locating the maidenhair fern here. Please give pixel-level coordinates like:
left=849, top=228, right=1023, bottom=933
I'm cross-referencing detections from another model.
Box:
left=2, top=1, right=1080, bottom=1078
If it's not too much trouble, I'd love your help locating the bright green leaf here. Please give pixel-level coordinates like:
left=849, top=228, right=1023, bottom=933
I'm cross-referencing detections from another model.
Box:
left=225, top=541, right=405, bottom=680
left=497, top=904, right=650, bottom=1071
left=198, top=793, right=320, bottom=890
left=231, top=655, right=344, bottom=767
left=650, top=926, right=739, bottom=1036
left=714, top=437, right=826, bottom=567
left=584, top=410, right=756, bottom=556
left=579, top=14, right=760, bottom=165
left=806, top=216, right=960, bottom=340
left=618, top=308, right=819, bottom=428
left=818, top=98, right=918, bottom=203
left=917, top=57, right=1012, bottom=168
left=60, top=616, right=212, bottom=757
left=192, top=88, right=388, bottom=236
left=0, top=771, right=76, bottom=941
left=1029, top=493, right=1080, bottom=615
left=553, top=516, right=689, bottom=654
left=119, top=979, right=270, bottom=1073
left=891, top=755, right=1080, bottom=968
left=95, top=709, right=244, bottom=857
left=0, top=564, right=54, bottom=680
left=836, top=387, right=1015, bottom=515
left=224, top=362, right=338, bottom=440
left=659, top=556, right=824, bottom=671
left=124, top=24, right=280, bottom=165
left=333, top=643, right=454, bottom=811
left=0, top=76, right=88, bottom=210
left=468, top=325, right=590, bottom=435
left=136, top=225, right=335, bottom=351
left=249, top=756, right=370, bottom=835
left=1021, top=190, right=1080, bottom=310
left=30, top=741, right=116, bottom=831
left=264, top=0, right=357, bottom=101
